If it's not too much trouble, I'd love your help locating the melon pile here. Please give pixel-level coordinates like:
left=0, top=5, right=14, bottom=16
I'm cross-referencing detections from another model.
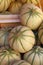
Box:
left=0, top=0, right=43, bottom=14
left=0, top=0, right=43, bottom=65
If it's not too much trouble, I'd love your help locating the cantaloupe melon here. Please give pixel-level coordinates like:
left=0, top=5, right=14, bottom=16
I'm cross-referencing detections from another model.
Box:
left=8, top=1, right=22, bottom=14
left=8, top=25, right=35, bottom=53
left=0, top=27, right=12, bottom=46
left=24, top=46, right=43, bottom=65
left=20, top=3, right=43, bottom=30
left=0, top=0, right=12, bottom=12
left=0, top=47, right=21, bottom=65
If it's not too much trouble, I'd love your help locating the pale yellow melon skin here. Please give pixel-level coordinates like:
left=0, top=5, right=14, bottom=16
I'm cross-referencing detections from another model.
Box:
left=0, top=0, right=12, bottom=12
left=12, top=60, right=31, bottom=65
left=0, top=47, right=21, bottom=65
left=8, top=1, right=22, bottom=14
left=8, top=26, right=35, bottom=53
left=20, top=3, right=43, bottom=30
left=24, top=46, right=43, bottom=65
left=38, top=22, right=43, bottom=44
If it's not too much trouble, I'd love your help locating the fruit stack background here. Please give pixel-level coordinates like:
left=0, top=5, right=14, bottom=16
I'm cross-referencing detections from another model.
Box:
left=0, top=0, right=43, bottom=65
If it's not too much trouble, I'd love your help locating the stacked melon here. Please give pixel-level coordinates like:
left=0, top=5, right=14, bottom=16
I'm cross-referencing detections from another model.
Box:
left=0, top=0, right=42, bottom=28
left=0, top=0, right=22, bottom=14
left=20, top=3, right=43, bottom=30
left=0, top=0, right=42, bottom=14
left=0, top=0, right=43, bottom=65
left=8, top=26, right=35, bottom=53
left=0, top=0, right=22, bottom=27
left=0, top=26, right=35, bottom=65
left=24, top=46, right=43, bottom=65
left=0, top=47, right=21, bottom=65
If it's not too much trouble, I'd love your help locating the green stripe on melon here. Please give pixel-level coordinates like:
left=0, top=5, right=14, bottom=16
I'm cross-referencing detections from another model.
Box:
left=20, top=4, right=43, bottom=30
left=8, top=26, right=35, bottom=53
left=0, top=47, right=21, bottom=65
left=24, top=46, right=43, bottom=65
left=0, top=27, right=12, bottom=46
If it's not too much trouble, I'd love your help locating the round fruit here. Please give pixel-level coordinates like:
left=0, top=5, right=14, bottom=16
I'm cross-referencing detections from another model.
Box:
left=0, top=27, right=12, bottom=46
left=11, top=60, right=31, bottom=65
left=8, top=25, right=35, bottom=53
left=0, top=47, right=21, bottom=65
left=20, top=3, right=43, bottom=30
left=38, top=22, right=43, bottom=44
left=8, top=1, right=22, bottom=14
left=24, top=46, right=43, bottom=65
left=0, top=0, right=12, bottom=12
